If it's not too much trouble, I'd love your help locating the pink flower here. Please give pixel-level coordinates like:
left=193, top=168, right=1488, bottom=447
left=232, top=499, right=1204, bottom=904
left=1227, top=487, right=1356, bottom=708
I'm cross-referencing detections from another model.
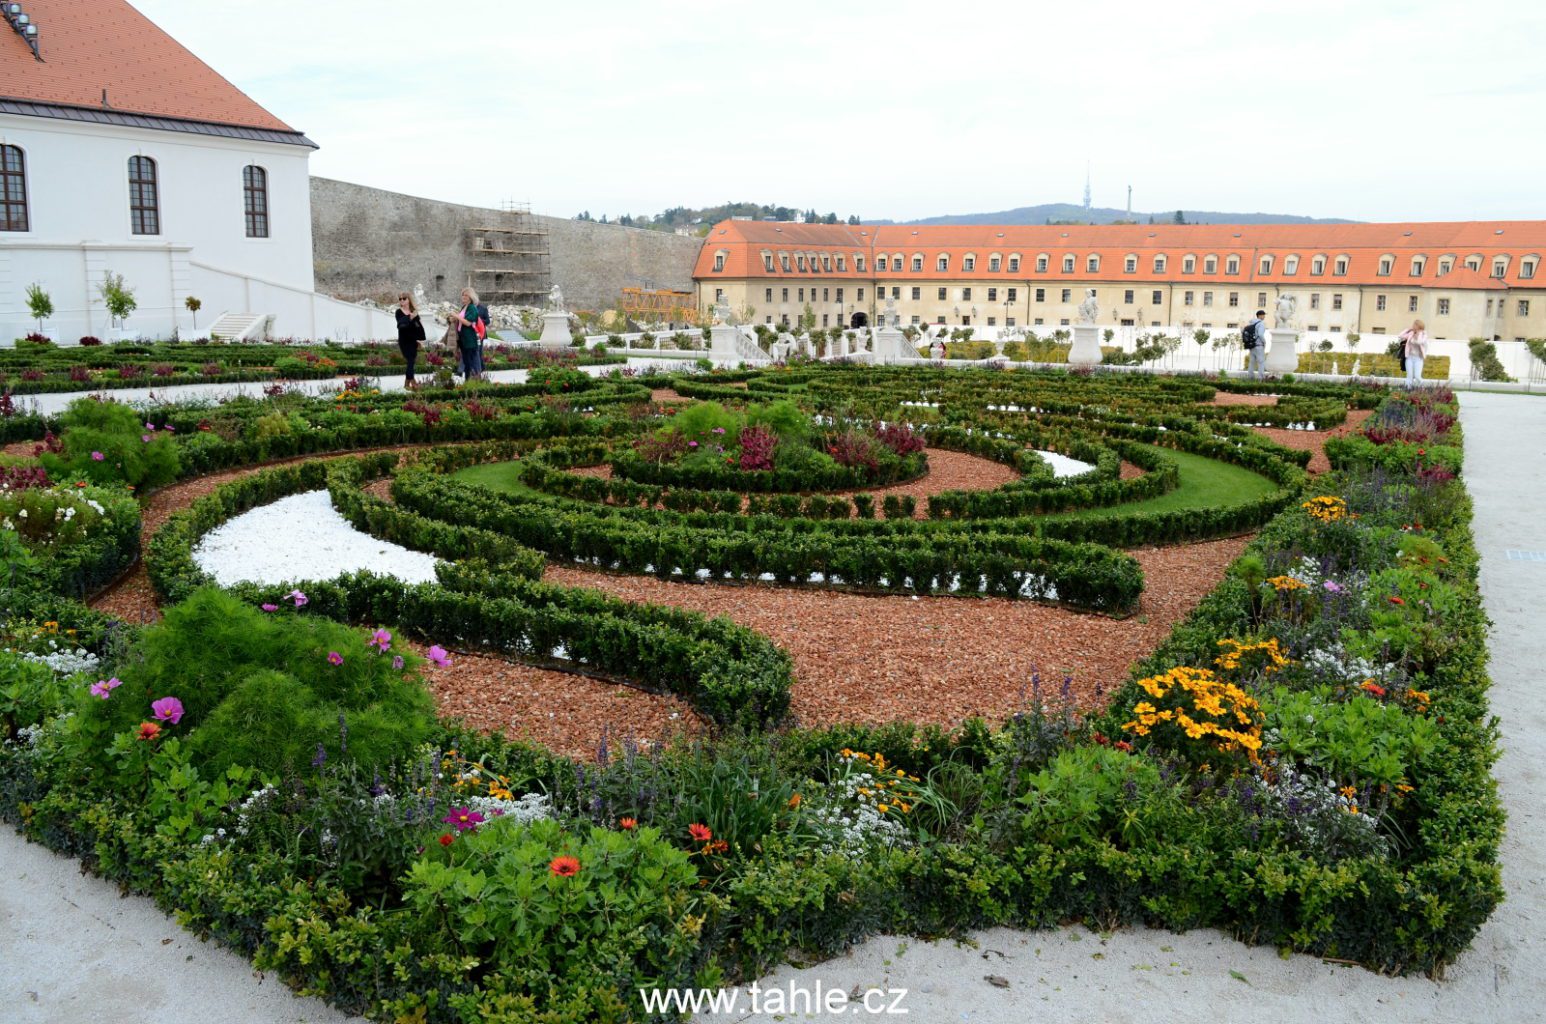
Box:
left=260, top=603, right=278, bottom=612
left=442, top=807, right=485, bottom=832
left=89, top=677, right=122, bottom=700
left=90, top=451, right=105, bottom=461
left=164, top=425, right=175, bottom=433
left=287, top=589, right=308, bottom=607
left=144, top=422, right=155, bottom=431
left=151, top=696, right=184, bottom=724
left=140, top=434, right=152, bottom=443
left=327, top=651, right=344, bottom=666
left=426, top=645, right=451, bottom=666
left=391, top=655, right=405, bottom=670
left=368, top=628, right=392, bottom=652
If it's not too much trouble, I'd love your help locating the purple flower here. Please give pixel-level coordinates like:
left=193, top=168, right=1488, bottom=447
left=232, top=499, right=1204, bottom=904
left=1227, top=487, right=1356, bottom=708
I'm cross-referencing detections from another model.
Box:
left=260, top=602, right=278, bottom=612
left=89, top=677, right=122, bottom=700
left=151, top=696, right=184, bottom=725
left=287, top=589, right=308, bottom=607
left=1323, top=580, right=1343, bottom=594
left=327, top=651, right=344, bottom=666
left=688, top=440, right=698, bottom=447
left=392, top=655, right=405, bottom=671
left=164, top=425, right=175, bottom=433
left=90, top=451, right=105, bottom=462
left=442, top=807, right=485, bottom=832
left=144, top=422, right=155, bottom=431
left=426, top=645, right=451, bottom=666
left=368, top=628, right=392, bottom=652
left=140, top=434, right=152, bottom=443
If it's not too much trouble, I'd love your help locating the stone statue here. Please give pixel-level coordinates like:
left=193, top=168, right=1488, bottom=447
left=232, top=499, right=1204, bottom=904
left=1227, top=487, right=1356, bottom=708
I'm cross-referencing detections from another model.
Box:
left=883, top=293, right=899, bottom=328
left=711, top=295, right=732, bottom=326
left=547, top=283, right=565, bottom=312
left=1077, top=288, right=1099, bottom=325
left=1274, top=292, right=1297, bottom=328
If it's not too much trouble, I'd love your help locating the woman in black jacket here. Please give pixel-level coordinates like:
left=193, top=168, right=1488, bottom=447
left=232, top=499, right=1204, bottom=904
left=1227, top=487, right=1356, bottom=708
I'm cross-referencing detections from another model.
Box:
left=394, top=293, right=426, bottom=388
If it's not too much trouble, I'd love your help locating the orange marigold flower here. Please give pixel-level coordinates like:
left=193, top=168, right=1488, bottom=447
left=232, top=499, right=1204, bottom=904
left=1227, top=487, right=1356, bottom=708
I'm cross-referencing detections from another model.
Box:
left=549, top=855, right=581, bottom=877
left=619, top=817, right=638, bottom=830
left=687, top=823, right=713, bottom=842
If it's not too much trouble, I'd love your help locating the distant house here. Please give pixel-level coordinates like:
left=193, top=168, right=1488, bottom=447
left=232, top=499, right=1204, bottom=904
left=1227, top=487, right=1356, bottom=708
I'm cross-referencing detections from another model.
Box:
left=0, top=0, right=392, bottom=342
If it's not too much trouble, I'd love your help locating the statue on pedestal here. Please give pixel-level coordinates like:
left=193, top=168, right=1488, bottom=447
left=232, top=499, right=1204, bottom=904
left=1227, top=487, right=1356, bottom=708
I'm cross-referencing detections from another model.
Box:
left=1274, top=292, right=1297, bottom=329
left=547, top=283, right=565, bottom=312
left=883, top=293, right=899, bottom=328
left=1077, top=288, right=1099, bottom=325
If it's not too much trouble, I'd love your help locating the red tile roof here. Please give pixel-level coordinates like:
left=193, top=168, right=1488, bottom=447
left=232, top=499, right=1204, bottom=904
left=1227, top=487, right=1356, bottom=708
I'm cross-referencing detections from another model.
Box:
left=695, top=220, right=1546, bottom=289
left=0, top=0, right=297, bottom=133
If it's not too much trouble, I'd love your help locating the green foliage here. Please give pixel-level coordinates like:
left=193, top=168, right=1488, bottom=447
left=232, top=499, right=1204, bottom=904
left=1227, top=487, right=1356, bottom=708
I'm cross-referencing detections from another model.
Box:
left=39, top=398, right=180, bottom=489
left=97, top=271, right=138, bottom=324
left=24, top=282, right=53, bottom=329
left=1467, top=338, right=1513, bottom=382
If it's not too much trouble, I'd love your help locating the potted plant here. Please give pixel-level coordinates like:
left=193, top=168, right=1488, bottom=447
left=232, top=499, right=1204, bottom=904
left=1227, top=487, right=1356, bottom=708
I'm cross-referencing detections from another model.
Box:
left=98, top=272, right=139, bottom=342
left=25, top=283, right=54, bottom=342
left=184, top=295, right=202, bottom=331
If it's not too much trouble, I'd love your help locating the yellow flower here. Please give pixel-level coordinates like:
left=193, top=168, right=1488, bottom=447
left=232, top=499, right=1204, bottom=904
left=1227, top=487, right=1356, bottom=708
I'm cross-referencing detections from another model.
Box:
left=877, top=804, right=890, bottom=813
left=1339, top=785, right=1357, bottom=798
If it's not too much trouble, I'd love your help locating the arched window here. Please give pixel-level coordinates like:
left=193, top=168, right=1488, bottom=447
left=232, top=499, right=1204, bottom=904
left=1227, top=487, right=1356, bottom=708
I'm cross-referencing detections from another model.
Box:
left=1153, top=255, right=1167, bottom=273
left=936, top=254, right=950, bottom=272
left=1310, top=254, right=1327, bottom=276
left=1181, top=254, right=1196, bottom=274
left=1203, top=255, right=1218, bottom=274
left=779, top=253, right=792, bottom=273
left=128, top=155, right=160, bottom=235
left=821, top=254, right=831, bottom=273
left=761, top=251, right=774, bottom=272
left=1377, top=254, right=1394, bottom=277
left=1409, top=255, right=1426, bottom=277
left=1086, top=255, right=1100, bottom=273
left=988, top=253, right=1002, bottom=273
left=1464, top=253, right=1483, bottom=272
left=911, top=253, right=924, bottom=272
left=1522, top=256, right=1539, bottom=280
left=0, top=144, right=27, bottom=232
left=1008, top=253, right=1022, bottom=273
left=835, top=254, right=846, bottom=272
left=962, top=253, right=977, bottom=272
left=1437, top=254, right=1455, bottom=276
left=1259, top=255, right=1274, bottom=275
left=854, top=253, right=866, bottom=272
left=1225, top=255, right=1240, bottom=275
left=1333, top=255, right=1350, bottom=276
left=1283, top=254, right=1299, bottom=275
left=1491, top=255, right=1510, bottom=278
left=1062, top=254, right=1075, bottom=273
left=796, top=254, right=807, bottom=272
left=243, top=165, right=269, bottom=238
left=712, top=250, right=728, bottom=272
left=1124, top=254, right=1137, bottom=273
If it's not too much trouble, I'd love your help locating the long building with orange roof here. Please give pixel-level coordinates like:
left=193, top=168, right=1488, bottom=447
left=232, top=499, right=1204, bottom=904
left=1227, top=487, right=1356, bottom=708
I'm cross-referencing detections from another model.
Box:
left=691, top=219, right=1546, bottom=341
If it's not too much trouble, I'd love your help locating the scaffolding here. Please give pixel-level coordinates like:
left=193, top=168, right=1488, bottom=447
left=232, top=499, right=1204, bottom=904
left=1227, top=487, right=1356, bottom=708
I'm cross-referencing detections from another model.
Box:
left=465, top=201, right=550, bottom=306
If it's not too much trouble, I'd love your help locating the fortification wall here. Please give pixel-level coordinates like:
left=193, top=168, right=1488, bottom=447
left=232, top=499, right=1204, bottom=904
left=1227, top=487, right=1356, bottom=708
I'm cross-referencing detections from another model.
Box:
left=309, top=177, right=700, bottom=311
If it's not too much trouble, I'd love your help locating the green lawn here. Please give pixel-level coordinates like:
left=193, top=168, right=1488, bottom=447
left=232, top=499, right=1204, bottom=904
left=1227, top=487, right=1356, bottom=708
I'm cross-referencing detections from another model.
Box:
left=452, top=460, right=536, bottom=496
left=1039, top=446, right=1280, bottom=522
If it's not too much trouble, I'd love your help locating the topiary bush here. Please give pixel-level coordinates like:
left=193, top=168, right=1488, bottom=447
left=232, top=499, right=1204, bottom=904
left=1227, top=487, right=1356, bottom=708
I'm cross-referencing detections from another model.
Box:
left=38, top=398, right=180, bottom=490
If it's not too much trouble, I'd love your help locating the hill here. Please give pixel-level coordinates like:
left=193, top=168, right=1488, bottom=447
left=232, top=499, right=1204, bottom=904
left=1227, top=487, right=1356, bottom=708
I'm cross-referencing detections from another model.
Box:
left=881, top=203, right=1355, bottom=226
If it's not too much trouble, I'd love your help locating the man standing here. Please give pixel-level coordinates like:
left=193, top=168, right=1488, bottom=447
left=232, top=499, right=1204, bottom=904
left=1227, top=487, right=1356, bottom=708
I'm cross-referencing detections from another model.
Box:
left=1244, top=309, right=1268, bottom=381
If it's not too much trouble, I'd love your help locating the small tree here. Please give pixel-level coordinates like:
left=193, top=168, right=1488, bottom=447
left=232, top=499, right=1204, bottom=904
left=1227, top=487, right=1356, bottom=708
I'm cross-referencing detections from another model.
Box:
left=1193, top=328, right=1210, bottom=368
left=24, top=283, right=53, bottom=334
left=184, top=295, right=203, bottom=329
left=98, top=272, right=138, bottom=328
left=799, top=302, right=817, bottom=333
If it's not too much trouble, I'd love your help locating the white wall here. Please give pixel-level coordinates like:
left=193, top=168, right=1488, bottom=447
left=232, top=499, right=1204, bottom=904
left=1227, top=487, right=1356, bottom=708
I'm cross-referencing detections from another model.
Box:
left=0, top=113, right=391, bottom=342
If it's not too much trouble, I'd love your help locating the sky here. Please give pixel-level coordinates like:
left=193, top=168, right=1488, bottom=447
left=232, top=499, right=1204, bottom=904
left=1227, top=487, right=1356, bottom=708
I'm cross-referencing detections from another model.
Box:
left=134, top=0, right=1546, bottom=224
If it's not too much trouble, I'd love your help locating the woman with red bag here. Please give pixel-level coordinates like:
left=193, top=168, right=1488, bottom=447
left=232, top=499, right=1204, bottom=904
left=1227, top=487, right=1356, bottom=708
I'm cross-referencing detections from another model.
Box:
left=451, top=287, right=489, bottom=381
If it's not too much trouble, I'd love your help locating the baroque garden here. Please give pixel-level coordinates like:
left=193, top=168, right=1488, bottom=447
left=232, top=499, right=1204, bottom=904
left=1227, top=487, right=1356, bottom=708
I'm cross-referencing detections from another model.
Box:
left=0, top=337, right=1501, bottom=1021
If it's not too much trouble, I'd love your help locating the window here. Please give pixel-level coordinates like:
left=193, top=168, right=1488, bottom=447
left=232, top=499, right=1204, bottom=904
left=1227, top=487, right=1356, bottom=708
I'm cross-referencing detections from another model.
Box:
left=780, top=254, right=791, bottom=272
left=1438, top=298, right=1450, bottom=315
left=1060, top=318, right=1070, bottom=325
left=911, top=315, right=921, bottom=325
left=1333, top=256, right=1349, bottom=276
left=1283, top=254, right=1299, bottom=276
left=796, top=255, right=806, bottom=272
left=1008, top=254, right=1021, bottom=272
left=242, top=165, right=269, bottom=238
left=128, top=155, right=160, bottom=235
left=911, top=254, right=923, bottom=272
left=1203, top=256, right=1217, bottom=274
left=960, top=316, right=971, bottom=326
left=1332, top=294, right=1343, bottom=310
left=781, top=287, right=789, bottom=301
left=1182, top=255, right=1196, bottom=274
left=1493, top=258, right=1509, bottom=278
left=891, top=287, right=900, bottom=299
left=1035, top=288, right=1045, bottom=302
left=822, top=288, right=829, bottom=302
left=989, top=255, right=1001, bottom=272
left=798, top=288, right=805, bottom=301
left=1061, top=288, right=1072, bottom=302
left=855, top=255, right=866, bottom=272
left=987, top=316, right=996, bottom=326
left=1225, top=256, right=1240, bottom=275
left=1035, top=318, right=1044, bottom=325
left=1257, top=293, right=1267, bottom=308
left=714, top=288, right=724, bottom=302
left=1522, top=258, right=1538, bottom=280
left=1123, top=289, right=1134, bottom=303
left=1438, top=256, right=1454, bottom=276
left=1410, top=256, right=1425, bottom=277
left=937, top=287, right=947, bottom=300
left=1153, top=255, right=1167, bottom=273
left=1310, top=255, right=1327, bottom=276
left=836, top=287, right=844, bottom=302
left=910, top=286, right=920, bottom=300
left=837, top=255, right=846, bottom=272
left=1086, top=255, right=1100, bottom=273
left=963, top=255, right=976, bottom=272
left=765, top=288, right=773, bottom=302
left=1203, top=291, right=1213, bottom=307
left=1376, top=295, right=1387, bottom=311
left=1151, top=290, right=1161, bottom=305
left=766, top=315, right=773, bottom=324
left=1520, top=300, right=1532, bottom=316
left=1006, top=317, right=1016, bottom=327
left=1259, top=255, right=1274, bottom=275
left=1409, top=295, right=1418, bottom=312
left=0, top=144, right=27, bottom=231
left=762, top=253, right=774, bottom=272
left=1310, top=293, right=1321, bottom=310
left=936, top=255, right=949, bottom=272
left=781, top=314, right=790, bottom=325
left=1227, top=292, right=1239, bottom=308
left=962, top=287, right=972, bottom=300
left=1062, top=255, right=1075, bottom=273
left=1035, top=254, right=1048, bottom=272
left=1378, top=256, right=1393, bottom=276
left=857, top=288, right=865, bottom=301
left=821, top=255, right=831, bottom=272
left=1124, top=255, right=1137, bottom=273
left=822, top=314, right=829, bottom=326
left=713, top=251, right=726, bottom=272
left=1486, top=298, right=1494, bottom=317
left=937, top=315, right=946, bottom=324
left=1183, top=291, right=1194, bottom=306
left=987, top=287, right=998, bottom=301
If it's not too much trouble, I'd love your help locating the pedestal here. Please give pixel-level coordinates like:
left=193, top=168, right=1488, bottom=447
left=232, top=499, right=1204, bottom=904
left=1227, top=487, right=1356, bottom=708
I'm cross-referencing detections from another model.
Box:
left=830, top=332, right=846, bottom=359
left=872, top=326, right=910, bottom=364
left=1266, top=328, right=1299, bottom=374
left=709, top=324, right=741, bottom=359
left=1069, top=323, right=1103, bottom=366
left=537, top=311, right=572, bottom=348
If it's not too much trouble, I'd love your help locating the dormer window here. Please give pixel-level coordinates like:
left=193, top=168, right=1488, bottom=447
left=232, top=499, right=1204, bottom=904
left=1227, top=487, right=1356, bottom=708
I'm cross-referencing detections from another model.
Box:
left=1283, top=254, right=1299, bottom=275
left=779, top=254, right=791, bottom=272
left=1259, top=255, right=1274, bottom=275
left=912, top=254, right=924, bottom=272
left=762, top=251, right=774, bottom=272
left=1008, top=254, right=1021, bottom=273
left=1333, top=255, right=1350, bottom=276
left=1225, top=255, right=1240, bottom=275
left=713, top=250, right=727, bottom=272
left=1086, top=255, right=1099, bottom=273
left=937, top=254, right=949, bottom=272
left=1061, top=254, right=1075, bottom=273
left=963, top=254, right=976, bottom=272
left=1153, top=255, right=1167, bottom=273
left=1124, top=255, right=1137, bottom=273
left=988, top=254, right=1001, bottom=272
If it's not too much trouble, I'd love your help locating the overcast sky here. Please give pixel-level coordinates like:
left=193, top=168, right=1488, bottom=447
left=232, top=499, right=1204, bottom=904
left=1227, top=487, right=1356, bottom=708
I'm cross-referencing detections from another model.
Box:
left=135, top=0, right=1546, bottom=223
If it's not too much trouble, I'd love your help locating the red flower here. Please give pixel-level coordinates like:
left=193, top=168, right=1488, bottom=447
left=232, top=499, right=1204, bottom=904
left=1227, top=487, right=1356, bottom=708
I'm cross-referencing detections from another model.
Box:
left=619, top=817, right=638, bottom=830
left=438, top=833, right=454, bottom=847
left=1091, top=732, right=1109, bottom=746
left=687, top=823, right=713, bottom=843
left=1388, top=595, right=1406, bottom=606
left=136, top=721, right=162, bottom=742
left=1114, top=740, right=1134, bottom=753
left=1361, top=681, right=1388, bottom=698
left=549, top=855, right=581, bottom=877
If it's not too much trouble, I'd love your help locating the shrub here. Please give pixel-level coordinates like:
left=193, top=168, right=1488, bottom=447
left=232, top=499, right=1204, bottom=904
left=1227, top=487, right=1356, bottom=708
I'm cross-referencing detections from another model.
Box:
left=38, top=398, right=180, bottom=490
left=78, top=335, right=103, bottom=347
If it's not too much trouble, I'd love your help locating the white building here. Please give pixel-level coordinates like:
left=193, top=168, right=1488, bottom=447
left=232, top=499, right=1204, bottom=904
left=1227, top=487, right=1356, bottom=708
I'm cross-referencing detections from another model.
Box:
left=0, top=0, right=392, bottom=343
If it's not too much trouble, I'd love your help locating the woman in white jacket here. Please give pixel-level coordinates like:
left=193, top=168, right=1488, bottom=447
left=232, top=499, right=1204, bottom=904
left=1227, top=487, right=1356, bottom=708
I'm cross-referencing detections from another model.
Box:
left=1399, top=319, right=1427, bottom=386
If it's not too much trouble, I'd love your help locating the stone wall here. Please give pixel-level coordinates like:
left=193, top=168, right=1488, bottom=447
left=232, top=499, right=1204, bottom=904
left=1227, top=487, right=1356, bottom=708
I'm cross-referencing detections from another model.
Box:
left=309, top=177, right=701, bottom=311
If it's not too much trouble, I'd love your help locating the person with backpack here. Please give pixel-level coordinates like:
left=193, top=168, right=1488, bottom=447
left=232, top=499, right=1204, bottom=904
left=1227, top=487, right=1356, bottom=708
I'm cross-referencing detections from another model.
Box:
left=1243, top=309, right=1268, bottom=381
left=1398, top=319, right=1427, bottom=386
left=451, top=287, right=489, bottom=381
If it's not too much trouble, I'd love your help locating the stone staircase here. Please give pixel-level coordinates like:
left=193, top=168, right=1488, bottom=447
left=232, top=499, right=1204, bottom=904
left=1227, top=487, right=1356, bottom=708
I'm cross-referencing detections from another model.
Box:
left=205, top=312, right=273, bottom=342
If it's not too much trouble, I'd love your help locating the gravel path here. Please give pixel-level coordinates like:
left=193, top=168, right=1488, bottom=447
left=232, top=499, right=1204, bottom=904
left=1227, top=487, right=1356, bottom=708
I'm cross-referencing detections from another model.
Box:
left=694, top=389, right=1546, bottom=1024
